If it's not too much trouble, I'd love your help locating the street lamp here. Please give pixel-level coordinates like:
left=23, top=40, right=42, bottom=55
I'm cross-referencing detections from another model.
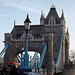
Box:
left=23, top=14, right=31, bottom=67
left=20, top=14, right=32, bottom=75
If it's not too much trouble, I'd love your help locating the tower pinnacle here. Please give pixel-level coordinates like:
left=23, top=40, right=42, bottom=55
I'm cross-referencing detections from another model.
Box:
left=61, top=9, right=65, bottom=19
left=40, top=10, right=44, bottom=20
left=67, top=27, right=69, bottom=35
left=40, top=10, right=44, bottom=25
left=14, top=20, right=16, bottom=26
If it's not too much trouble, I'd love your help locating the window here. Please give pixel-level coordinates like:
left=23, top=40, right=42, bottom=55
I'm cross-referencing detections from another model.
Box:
left=16, top=34, right=21, bottom=39
left=54, top=27, right=56, bottom=31
left=15, top=43, right=19, bottom=47
left=55, top=49, right=57, bottom=53
left=53, top=21, right=54, bottom=24
left=50, top=21, right=51, bottom=24
left=35, top=43, right=39, bottom=47
left=35, top=34, right=40, bottom=38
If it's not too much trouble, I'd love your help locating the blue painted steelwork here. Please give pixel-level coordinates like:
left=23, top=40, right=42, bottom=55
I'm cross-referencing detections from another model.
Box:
left=54, top=32, right=63, bottom=73
left=29, top=52, right=38, bottom=68
left=20, top=34, right=32, bottom=75
left=20, top=34, right=30, bottom=68
left=0, top=43, right=9, bottom=57
left=56, top=32, right=63, bottom=66
left=38, top=43, right=47, bottom=68
left=30, top=52, right=38, bottom=63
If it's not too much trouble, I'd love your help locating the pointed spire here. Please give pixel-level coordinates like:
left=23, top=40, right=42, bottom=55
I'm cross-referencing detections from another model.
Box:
left=14, top=20, right=16, bottom=26
left=67, top=27, right=69, bottom=35
left=61, top=9, right=65, bottom=19
left=40, top=10, right=44, bottom=20
left=24, top=14, right=31, bottom=23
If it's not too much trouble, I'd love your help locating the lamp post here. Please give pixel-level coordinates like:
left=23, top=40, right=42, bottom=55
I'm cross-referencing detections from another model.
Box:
left=20, top=14, right=32, bottom=75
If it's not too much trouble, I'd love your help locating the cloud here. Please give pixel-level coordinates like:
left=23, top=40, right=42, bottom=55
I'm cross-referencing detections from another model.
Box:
left=1, top=0, right=43, bottom=13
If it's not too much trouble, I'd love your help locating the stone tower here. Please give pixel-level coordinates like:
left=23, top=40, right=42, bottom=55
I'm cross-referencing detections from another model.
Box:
left=43, top=5, right=66, bottom=66
left=4, top=5, right=69, bottom=75
left=65, top=28, right=69, bottom=64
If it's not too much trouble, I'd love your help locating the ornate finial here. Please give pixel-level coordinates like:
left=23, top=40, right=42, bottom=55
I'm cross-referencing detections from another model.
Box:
left=51, top=4, right=55, bottom=8
left=52, top=3, right=54, bottom=5
left=62, top=9, right=64, bottom=14
left=41, top=10, right=43, bottom=15
left=14, top=20, right=16, bottom=26
left=61, top=9, right=65, bottom=19
left=40, top=10, right=44, bottom=20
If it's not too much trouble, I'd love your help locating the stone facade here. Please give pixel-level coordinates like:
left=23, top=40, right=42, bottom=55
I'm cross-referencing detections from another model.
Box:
left=4, top=5, right=69, bottom=75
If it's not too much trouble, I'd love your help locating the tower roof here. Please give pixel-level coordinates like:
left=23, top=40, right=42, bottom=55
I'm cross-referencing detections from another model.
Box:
left=45, top=5, right=60, bottom=24
left=24, top=14, right=31, bottom=23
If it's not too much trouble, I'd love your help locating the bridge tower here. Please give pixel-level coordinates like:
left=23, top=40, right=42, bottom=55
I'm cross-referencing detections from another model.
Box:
left=43, top=5, right=66, bottom=67
left=3, top=4, right=69, bottom=75
left=65, top=28, right=69, bottom=64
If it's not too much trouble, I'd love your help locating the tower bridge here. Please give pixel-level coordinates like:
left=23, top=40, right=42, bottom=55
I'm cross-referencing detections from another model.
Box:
left=0, top=5, right=73, bottom=75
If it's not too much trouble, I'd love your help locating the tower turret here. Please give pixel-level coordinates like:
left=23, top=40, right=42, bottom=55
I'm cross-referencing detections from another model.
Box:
left=60, top=10, right=65, bottom=25
left=40, top=11, right=44, bottom=25
left=14, top=20, right=16, bottom=26
left=67, top=28, right=69, bottom=35
left=65, top=28, right=69, bottom=64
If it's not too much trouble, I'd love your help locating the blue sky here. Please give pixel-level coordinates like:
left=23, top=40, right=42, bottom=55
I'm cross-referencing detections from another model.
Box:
left=0, top=0, right=75, bottom=52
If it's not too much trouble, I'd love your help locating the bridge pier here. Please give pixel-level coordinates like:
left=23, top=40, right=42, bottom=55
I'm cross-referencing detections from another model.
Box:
left=47, top=33, right=53, bottom=75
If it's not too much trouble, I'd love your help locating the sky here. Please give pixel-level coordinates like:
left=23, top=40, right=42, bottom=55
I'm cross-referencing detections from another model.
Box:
left=0, top=0, right=75, bottom=53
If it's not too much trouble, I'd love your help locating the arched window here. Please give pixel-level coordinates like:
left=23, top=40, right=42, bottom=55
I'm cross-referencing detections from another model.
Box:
left=53, top=21, right=54, bottom=24
left=50, top=21, right=51, bottom=24
left=55, top=49, right=57, bottom=53
left=15, top=43, right=19, bottom=48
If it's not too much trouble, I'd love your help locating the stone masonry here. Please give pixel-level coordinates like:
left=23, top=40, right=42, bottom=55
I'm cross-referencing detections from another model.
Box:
left=4, top=5, right=70, bottom=75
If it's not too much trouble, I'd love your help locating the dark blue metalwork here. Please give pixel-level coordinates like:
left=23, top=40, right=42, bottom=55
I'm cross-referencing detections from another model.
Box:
left=56, top=32, right=63, bottom=66
left=38, top=43, right=47, bottom=68
left=29, top=52, right=38, bottom=68
left=20, top=34, right=32, bottom=75
left=54, top=32, right=63, bottom=73
left=0, top=43, right=9, bottom=57
left=30, top=52, right=38, bottom=63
